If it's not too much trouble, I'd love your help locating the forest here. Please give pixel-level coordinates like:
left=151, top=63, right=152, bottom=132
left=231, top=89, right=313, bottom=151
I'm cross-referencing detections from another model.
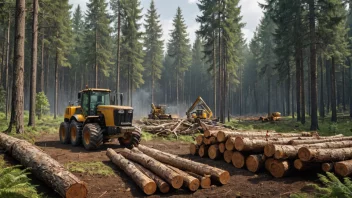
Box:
left=0, top=0, right=351, bottom=134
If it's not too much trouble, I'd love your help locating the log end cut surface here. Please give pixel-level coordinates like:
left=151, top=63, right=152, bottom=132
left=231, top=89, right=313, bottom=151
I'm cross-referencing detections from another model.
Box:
left=232, top=152, right=245, bottom=168
left=200, top=177, right=211, bottom=189
left=159, top=183, right=170, bottom=194
left=246, top=155, right=260, bottom=173
left=298, top=147, right=312, bottom=162
left=264, top=144, right=275, bottom=157
left=224, top=150, right=233, bottom=163
left=234, top=137, right=244, bottom=151
left=190, top=143, right=197, bottom=155
left=66, top=183, right=88, bottom=198
left=270, top=161, right=289, bottom=178
left=143, top=182, right=158, bottom=195
left=219, top=171, right=230, bottom=185
left=171, top=175, right=184, bottom=189
left=322, top=163, right=334, bottom=172
left=335, top=160, right=352, bottom=177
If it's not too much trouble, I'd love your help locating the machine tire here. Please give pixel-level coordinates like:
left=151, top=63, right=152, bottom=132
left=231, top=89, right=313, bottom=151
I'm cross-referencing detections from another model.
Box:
left=82, top=123, right=103, bottom=150
left=118, top=129, right=141, bottom=148
left=70, top=120, right=83, bottom=146
left=59, top=122, right=70, bottom=144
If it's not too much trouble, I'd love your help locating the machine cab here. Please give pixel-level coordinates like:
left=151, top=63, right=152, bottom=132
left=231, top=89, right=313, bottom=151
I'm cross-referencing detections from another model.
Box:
left=79, top=89, right=111, bottom=116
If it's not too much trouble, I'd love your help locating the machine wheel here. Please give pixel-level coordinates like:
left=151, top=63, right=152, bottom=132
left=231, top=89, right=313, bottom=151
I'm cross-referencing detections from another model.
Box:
left=70, top=120, right=83, bottom=146
left=82, top=123, right=103, bottom=150
left=118, top=129, right=141, bottom=148
left=59, top=122, right=70, bottom=144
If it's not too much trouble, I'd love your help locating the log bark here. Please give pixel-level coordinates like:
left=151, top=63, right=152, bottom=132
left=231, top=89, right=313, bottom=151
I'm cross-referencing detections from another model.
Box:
left=246, top=154, right=266, bottom=173
left=298, top=147, right=352, bottom=162
left=208, top=144, right=220, bottom=160
left=107, top=149, right=157, bottom=195
left=269, top=160, right=290, bottom=178
left=334, top=160, right=352, bottom=177
left=190, top=143, right=199, bottom=155
left=167, top=165, right=200, bottom=191
left=187, top=172, right=211, bottom=189
left=198, top=144, right=208, bottom=158
left=119, top=148, right=183, bottom=189
left=204, top=130, right=218, bottom=138
left=218, top=143, right=226, bottom=153
left=0, top=133, right=87, bottom=198
left=195, top=135, right=204, bottom=145
left=132, top=162, right=169, bottom=193
left=231, top=151, right=246, bottom=169
left=137, top=145, right=230, bottom=184
left=223, top=150, right=233, bottom=163
left=322, top=162, right=334, bottom=172
left=293, top=159, right=320, bottom=171
left=290, top=137, right=352, bottom=145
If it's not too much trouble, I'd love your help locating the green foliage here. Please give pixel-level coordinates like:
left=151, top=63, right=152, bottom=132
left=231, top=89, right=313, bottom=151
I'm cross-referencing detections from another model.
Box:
left=65, top=161, right=115, bottom=176
left=328, top=123, right=338, bottom=134
left=35, top=92, right=50, bottom=120
left=0, top=86, right=5, bottom=112
left=0, top=165, right=39, bottom=198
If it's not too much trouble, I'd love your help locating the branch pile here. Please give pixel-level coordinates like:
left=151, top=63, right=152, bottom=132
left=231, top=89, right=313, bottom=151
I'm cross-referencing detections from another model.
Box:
left=138, top=119, right=200, bottom=137
left=106, top=145, right=229, bottom=195
left=190, top=121, right=352, bottom=178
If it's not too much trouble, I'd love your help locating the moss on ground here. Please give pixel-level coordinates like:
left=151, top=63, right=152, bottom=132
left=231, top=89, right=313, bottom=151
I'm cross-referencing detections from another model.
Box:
left=65, top=161, right=116, bottom=176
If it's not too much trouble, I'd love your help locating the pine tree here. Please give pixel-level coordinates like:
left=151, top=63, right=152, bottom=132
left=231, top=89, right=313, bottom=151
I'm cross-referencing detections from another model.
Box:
left=120, top=0, right=144, bottom=105
left=84, top=0, right=113, bottom=88
left=143, top=0, right=163, bottom=104
left=168, top=7, right=191, bottom=113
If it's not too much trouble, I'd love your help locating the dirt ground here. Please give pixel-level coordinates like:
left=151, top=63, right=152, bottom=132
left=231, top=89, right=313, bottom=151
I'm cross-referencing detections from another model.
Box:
left=1, top=134, right=317, bottom=198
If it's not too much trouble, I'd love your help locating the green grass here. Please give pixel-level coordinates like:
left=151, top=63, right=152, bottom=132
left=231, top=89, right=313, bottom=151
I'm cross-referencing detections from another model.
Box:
left=65, top=161, right=115, bottom=176
left=226, top=116, right=352, bottom=136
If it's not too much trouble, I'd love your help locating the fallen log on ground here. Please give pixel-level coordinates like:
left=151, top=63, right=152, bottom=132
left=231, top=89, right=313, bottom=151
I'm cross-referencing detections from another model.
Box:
left=0, top=133, right=87, bottom=198
left=107, top=149, right=157, bottom=195
left=132, top=162, right=170, bottom=193
left=334, top=160, right=352, bottom=177
left=167, top=165, right=200, bottom=191
left=187, top=172, right=211, bottom=189
left=298, top=147, right=352, bottom=162
left=246, top=154, right=266, bottom=173
left=119, top=148, right=183, bottom=189
left=137, top=145, right=230, bottom=184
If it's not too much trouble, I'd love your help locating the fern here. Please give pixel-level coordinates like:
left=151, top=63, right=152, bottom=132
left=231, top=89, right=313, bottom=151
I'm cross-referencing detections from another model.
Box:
left=0, top=165, right=39, bottom=198
left=309, top=172, right=352, bottom=198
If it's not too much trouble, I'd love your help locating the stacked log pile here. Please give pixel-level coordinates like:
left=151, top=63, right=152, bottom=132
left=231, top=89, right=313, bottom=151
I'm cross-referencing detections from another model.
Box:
left=190, top=121, right=352, bottom=178
left=107, top=145, right=229, bottom=195
left=138, top=119, right=201, bottom=137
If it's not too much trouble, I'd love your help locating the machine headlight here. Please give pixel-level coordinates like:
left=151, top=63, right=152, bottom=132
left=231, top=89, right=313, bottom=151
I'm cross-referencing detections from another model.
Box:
left=118, top=109, right=124, bottom=114
left=128, top=110, right=133, bottom=114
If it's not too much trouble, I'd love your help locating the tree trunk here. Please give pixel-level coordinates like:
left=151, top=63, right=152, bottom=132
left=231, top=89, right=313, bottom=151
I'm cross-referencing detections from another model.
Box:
left=5, top=13, right=10, bottom=120
left=137, top=145, right=230, bottom=184
left=106, top=149, right=157, bottom=195
left=295, top=47, right=301, bottom=121
left=300, top=50, right=306, bottom=124
left=54, top=50, right=59, bottom=119
left=0, top=133, right=88, bottom=198
left=116, top=1, right=121, bottom=96
left=299, top=147, right=352, bottom=162
left=7, top=0, right=25, bottom=134
left=176, top=71, right=179, bottom=115
left=331, top=57, right=337, bottom=122
left=326, top=59, right=331, bottom=113
left=231, top=151, right=246, bottom=168
left=319, top=55, right=324, bottom=117
left=28, top=0, right=38, bottom=127
left=95, top=28, right=98, bottom=88
left=120, top=148, right=183, bottom=189
left=350, top=58, right=352, bottom=118
left=166, top=165, right=200, bottom=192
left=286, top=67, right=291, bottom=116
left=267, top=75, right=271, bottom=116
left=342, top=67, right=346, bottom=111
left=334, top=159, right=352, bottom=177
left=309, top=0, right=318, bottom=130
left=246, top=154, right=266, bottom=173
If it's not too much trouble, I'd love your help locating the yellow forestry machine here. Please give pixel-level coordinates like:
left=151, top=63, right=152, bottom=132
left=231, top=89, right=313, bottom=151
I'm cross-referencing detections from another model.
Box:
left=186, top=96, right=213, bottom=121
left=59, top=88, right=141, bottom=150
left=148, top=103, right=172, bottom=119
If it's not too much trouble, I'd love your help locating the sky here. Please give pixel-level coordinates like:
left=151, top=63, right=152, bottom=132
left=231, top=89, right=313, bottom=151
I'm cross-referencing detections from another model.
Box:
left=69, top=0, right=265, bottom=47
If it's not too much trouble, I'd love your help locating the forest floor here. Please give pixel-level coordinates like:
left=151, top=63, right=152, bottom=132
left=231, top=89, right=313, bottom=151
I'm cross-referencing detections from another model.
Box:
left=1, top=113, right=351, bottom=197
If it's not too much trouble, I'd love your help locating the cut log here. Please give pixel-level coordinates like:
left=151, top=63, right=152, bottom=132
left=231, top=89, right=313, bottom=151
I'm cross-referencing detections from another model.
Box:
left=335, top=160, right=352, bottom=177
left=137, top=145, right=230, bottom=184
left=187, top=172, right=211, bottom=189
left=203, top=136, right=217, bottom=145
left=223, top=150, right=233, bottom=163
left=265, top=158, right=275, bottom=171
left=190, top=143, right=199, bottom=155
left=107, top=149, right=157, bottom=195
left=264, top=144, right=276, bottom=158
left=293, top=159, right=320, bottom=171
left=204, top=130, right=218, bottom=138
left=208, top=144, right=221, bottom=160
left=132, top=162, right=169, bottom=193
left=198, top=145, right=209, bottom=158
left=246, top=154, right=266, bottom=173
left=195, top=135, right=204, bottom=145
left=269, top=160, right=290, bottom=178
left=0, top=133, right=87, bottom=198
left=119, top=148, right=183, bottom=189
left=225, top=137, right=235, bottom=151
left=167, top=165, right=200, bottom=191
left=290, top=137, right=352, bottom=145
left=298, top=147, right=352, bottom=162
left=322, top=163, right=334, bottom=172
left=231, top=151, right=246, bottom=168
left=219, top=143, right=226, bottom=153
left=234, top=137, right=271, bottom=152
left=274, top=145, right=301, bottom=160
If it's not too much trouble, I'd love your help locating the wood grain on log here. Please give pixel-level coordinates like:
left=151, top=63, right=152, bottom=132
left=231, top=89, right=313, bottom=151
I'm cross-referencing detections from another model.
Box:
left=246, top=154, right=266, bottom=173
